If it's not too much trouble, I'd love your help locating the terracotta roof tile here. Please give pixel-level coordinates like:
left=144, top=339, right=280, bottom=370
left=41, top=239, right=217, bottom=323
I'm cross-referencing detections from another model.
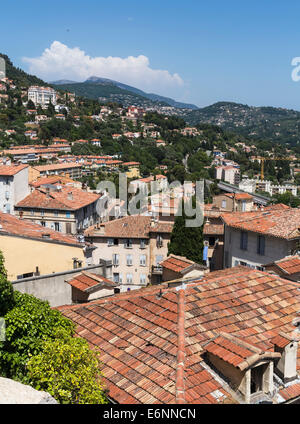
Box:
left=222, top=207, right=300, bottom=239
left=0, top=211, right=81, bottom=246
left=59, top=267, right=300, bottom=404
left=16, top=186, right=99, bottom=211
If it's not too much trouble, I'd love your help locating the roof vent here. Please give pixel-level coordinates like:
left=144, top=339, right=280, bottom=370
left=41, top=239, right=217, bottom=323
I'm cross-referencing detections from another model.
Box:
left=42, top=233, right=51, bottom=239
left=67, top=192, right=73, bottom=200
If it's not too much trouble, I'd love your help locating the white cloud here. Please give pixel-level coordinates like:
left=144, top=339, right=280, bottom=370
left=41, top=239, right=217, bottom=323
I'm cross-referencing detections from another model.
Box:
left=23, top=41, right=184, bottom=95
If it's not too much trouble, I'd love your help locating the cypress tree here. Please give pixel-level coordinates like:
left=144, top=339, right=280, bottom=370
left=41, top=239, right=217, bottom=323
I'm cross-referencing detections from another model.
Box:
left=167, top=198, right=204, bottom=264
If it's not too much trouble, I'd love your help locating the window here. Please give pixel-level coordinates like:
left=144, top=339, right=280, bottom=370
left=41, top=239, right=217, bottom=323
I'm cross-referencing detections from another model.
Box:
left=30, top=210, right=35, bottom=216
left=241, top=200, right=246, bottom=212
left=140, top=254, right=146, bottom=266
left=107, top=238, right=114, bottom=246
left=113, top=273, right=120, bottom=283
left=156, top=255, right=164, bottom=266
left=140, top=239, right=147, bottom=249
left=124, top=239, right=132, bottom=248
left=66, top=211, right=71, bottom=218
left=126, top=273, right=133, bottom=284
left=54, top=210, right=59, bottom=216
left=112, top=254, right=119, bottom=266
left=41, top=221, right=46, bottom=227
left=156, top=235, right=163, bottom=248
left=54, top=222, right=60, bottom=232
left=240, top=231, right=248, bottom=250
left=222, top=200, right=226, bottom=209
left=140, top=274, right=146, bottom=285
left=257, top=235, right=265, bottom=255
left=126, top=254, right=133, bottom=266
left=41, top=210, right=45, bottom=216
left=5, top=204, right=10, bottom=214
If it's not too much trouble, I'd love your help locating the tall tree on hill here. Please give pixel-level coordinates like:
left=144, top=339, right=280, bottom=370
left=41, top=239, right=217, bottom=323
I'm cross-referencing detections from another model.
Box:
left=167, top=198, right=204, bottom=264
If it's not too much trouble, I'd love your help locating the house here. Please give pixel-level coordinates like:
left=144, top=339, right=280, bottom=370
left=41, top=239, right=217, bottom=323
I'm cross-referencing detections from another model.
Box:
left=29, top=162, right=83, bottom=182
left=65, top=271, right=119, bottom=303
left=84, top=215, right=174, bottom=289
left=222, top=207, right=300, bottom=270
left=156, top=139, right=166, bottom=147
left=91, top=138, right=101, bottom=147
left=30, top=175, right=82, bottom=190
left=59, top=266, right=300, bottom=404
left=15, top=185, right=100, bottom=235
left=0, top=164, right=30, bottom=214
left=0, top=211, right=85, bottom=280
left=213, top=193, right=254, bottom=212
left=122, top=161, right=141, bottom=178
left=264, top=255, right=300, bottom=282
left=160, top=254, right=207, bottom=282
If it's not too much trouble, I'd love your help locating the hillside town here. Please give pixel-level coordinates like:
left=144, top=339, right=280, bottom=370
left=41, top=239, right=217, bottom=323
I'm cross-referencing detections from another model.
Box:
left=1, top=61, right=300, bottom=406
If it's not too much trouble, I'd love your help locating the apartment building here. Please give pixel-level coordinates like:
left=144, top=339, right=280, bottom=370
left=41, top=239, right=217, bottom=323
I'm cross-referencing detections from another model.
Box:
left=84, top=215, right=173, bottom=290
left=29, top=162, right=83, bottom=182
left=215, top=165, right=240, bottom=185
left=222, top=206, right=300, bottom=269
left=15, top=185, right=100, bottom=234
left=0, top=211, right=85, bottom=280
left=0, top=164, right=30, bottom=214
left=28, top=86, right=57, bottom=106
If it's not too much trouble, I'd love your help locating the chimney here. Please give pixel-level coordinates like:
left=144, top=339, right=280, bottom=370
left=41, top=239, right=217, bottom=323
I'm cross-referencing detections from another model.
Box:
left=67, top=191, right=73, bottom=200
left=273, top=332, right=299, bottom=383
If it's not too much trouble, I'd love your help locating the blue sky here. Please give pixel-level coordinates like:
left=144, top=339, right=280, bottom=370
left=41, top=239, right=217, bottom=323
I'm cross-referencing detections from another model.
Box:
left=1, top=0, right=300, bottom=109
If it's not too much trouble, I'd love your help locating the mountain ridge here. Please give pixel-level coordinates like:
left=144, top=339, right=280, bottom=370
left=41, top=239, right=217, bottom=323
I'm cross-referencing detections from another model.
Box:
left=51, top=76, right=199, bottom=110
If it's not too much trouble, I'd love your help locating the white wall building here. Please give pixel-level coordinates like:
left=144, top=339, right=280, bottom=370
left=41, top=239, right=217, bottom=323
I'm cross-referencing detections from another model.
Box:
left=0, top=164, right=30, bottom=214
left=28, top=86, right=57, bottom=107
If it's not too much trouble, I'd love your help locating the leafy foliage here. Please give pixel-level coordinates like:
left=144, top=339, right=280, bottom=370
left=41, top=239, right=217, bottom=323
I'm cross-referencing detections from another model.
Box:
left=27, top=331, right=108, bottom=404
left=0, top=291, right=74, bottom=380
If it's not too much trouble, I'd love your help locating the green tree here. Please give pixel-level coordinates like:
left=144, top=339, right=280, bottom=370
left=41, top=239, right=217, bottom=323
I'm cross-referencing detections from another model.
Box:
left=272, top=191, right=300, bottom=208
left=168, top=198, right=204, bottom=263
left=27, top=330, right=108, bottom=404
left=0, top=292, right=74, bottom=380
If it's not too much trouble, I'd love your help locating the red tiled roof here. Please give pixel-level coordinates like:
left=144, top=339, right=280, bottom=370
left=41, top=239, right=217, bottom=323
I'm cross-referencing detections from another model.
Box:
left=225, top=193, right=253, bottom=200
left=0, top=211, right=81, bottom=246
left=205, top=332, right=279, bottom=370
left=85, top=215, right=173, bottom=239
left=160, top=255, right=196, bottom=273
left=222, top=207, right=300, bottom=239
left=271, top=255, right=300, bottom=275
left=16, top=187, right=100, bottom=211
left=203, top=223, right=224, bottom=235
left=271, top=333, right=292, bottom=349
left=67, top=271, right=117, bottom=292
left=59, top=267, right=300, bottom=404
left=0, top=164, right=28, bottom=176
left=30, top=175, right=78, bottom=188
left=33, top=162, right=82, bottom=172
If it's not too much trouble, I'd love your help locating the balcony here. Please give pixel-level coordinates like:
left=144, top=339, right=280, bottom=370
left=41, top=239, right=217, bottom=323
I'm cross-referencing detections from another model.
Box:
left=152, top=265, right=163, bottom=275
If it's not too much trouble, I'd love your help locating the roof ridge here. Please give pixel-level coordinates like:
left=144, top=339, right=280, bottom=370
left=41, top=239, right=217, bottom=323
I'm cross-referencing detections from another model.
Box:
left=176, top=287, right=186, bottom=404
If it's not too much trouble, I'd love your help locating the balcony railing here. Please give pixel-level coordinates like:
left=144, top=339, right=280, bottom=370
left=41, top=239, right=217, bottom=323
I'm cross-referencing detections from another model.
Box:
left=152, top=265, right=163, bottom=274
